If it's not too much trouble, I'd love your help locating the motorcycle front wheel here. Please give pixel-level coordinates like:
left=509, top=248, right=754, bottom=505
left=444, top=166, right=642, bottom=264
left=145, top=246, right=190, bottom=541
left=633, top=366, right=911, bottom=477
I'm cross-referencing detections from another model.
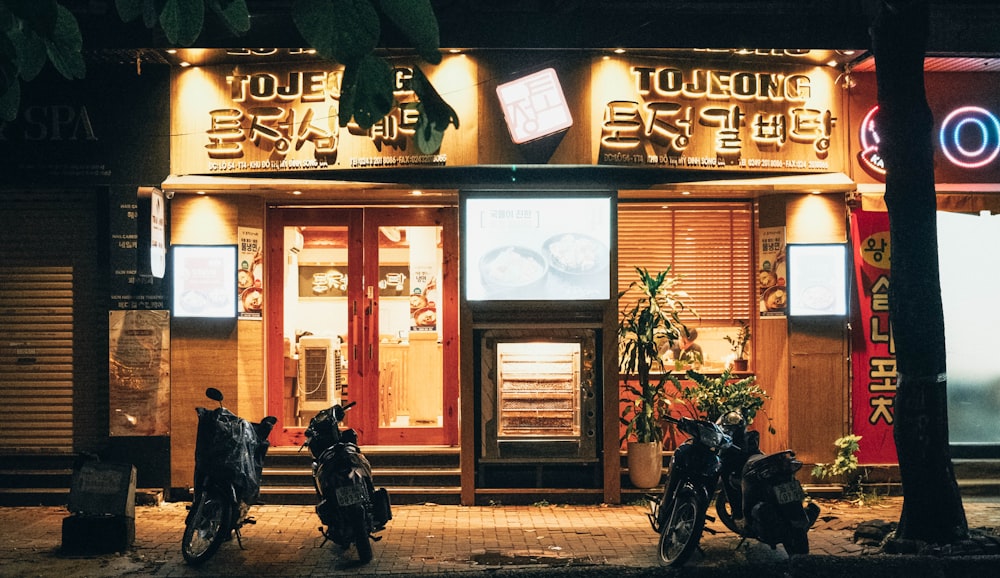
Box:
left=182, top=489, right=232, bottom=565
left=658, top=490, right=705, bottom=567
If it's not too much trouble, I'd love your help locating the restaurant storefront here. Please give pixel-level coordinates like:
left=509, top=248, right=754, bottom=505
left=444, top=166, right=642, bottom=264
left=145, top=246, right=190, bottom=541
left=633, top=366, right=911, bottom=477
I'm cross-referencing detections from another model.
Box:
left=18, top=48, right=999, bottom=505
left=158, top=48, right=856, bottom=503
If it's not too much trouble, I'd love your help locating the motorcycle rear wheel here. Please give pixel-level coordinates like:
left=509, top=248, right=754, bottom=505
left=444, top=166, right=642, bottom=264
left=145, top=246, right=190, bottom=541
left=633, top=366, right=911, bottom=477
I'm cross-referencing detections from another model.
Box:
left=714, top=491, right=743, bottom=534
left=783, top=527, right=810, bottom=556
left=353, top=515, right=373, bottom=563
left=182, top=490, right=232, bottom=565
left=658, top=491, right=705, bottom=567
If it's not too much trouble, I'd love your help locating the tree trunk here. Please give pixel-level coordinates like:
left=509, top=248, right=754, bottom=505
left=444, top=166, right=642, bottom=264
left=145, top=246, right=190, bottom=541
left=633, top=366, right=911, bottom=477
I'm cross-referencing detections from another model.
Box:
left=870, top=0, right=968, bottom=543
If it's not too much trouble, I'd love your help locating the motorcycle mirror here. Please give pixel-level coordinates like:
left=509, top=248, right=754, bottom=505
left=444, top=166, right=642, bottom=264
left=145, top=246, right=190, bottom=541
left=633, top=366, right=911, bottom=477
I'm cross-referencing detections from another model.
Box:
left=206, top=388, right=224, bottom=403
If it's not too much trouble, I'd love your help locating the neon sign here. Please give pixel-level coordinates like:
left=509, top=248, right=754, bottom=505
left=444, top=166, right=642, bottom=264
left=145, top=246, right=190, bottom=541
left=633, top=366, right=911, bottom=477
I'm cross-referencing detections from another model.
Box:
left=858, top=104, right=1000, bottom=180
left=939, top=106, right=1000, bottom=169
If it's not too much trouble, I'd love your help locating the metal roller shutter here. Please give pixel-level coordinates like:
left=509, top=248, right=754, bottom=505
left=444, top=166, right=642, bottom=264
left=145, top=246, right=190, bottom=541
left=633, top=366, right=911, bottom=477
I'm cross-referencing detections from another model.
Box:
left=0, top=267, right=75, bottom=450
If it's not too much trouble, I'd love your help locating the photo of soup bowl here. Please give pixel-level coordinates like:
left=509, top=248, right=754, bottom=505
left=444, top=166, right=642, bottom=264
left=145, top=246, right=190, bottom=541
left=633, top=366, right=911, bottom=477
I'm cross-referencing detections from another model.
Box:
left=478, top=245, right=549, bottom=295
left=542, top=233, right=609, bottom=279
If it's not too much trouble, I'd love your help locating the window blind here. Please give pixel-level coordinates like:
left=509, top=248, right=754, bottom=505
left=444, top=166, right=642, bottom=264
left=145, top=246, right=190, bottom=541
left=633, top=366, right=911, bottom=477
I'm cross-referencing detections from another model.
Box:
left=617, top=202, right=753, bottom=323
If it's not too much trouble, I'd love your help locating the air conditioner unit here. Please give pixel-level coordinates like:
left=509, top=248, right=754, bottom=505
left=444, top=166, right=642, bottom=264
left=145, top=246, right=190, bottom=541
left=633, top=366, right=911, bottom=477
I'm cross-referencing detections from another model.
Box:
left=297, top=337, right=342, bottom=412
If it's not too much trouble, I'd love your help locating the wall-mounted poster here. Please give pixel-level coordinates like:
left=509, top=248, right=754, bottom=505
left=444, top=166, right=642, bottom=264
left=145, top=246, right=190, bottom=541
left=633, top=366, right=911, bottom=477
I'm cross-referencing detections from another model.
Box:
left=109, top=310, right=170, bottom=436
left=238, top=227, right=263, bottom=319
left=758, top=227, right=786, bottom=317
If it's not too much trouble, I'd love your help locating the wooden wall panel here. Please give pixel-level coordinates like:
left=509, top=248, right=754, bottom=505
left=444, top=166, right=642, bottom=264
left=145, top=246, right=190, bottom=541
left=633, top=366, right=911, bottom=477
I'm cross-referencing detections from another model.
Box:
left=756, top=317, right=789, bottom=455
left=787, top=321, right=849, bottom=465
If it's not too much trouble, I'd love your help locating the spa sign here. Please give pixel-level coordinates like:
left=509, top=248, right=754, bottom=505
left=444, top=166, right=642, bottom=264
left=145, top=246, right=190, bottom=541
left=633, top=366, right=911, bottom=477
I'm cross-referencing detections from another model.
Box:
left=594, top=59, right=844, bottom=172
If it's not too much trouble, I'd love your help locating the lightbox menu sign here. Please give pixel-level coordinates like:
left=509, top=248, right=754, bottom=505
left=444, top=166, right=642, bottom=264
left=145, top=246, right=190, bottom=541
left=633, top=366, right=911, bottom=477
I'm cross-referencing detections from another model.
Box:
left=172, top=245, right=238, bottom=318
left=465, top=197, right=611, bottom=301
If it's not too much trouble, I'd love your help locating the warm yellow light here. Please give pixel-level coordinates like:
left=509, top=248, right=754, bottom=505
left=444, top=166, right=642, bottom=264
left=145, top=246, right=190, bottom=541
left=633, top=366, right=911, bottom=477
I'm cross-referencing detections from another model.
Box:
left=411, top=190, right=423, bottom=196
left=291, top=190, right=302, bottom=195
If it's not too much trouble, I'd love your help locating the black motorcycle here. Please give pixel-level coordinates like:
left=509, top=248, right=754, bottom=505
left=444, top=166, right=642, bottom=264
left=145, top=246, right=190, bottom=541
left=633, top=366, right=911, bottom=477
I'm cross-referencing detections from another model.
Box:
left=713, top=411, right=820, bottom=556
left=303, top=402, right=391, bottom=563
left=648, top=413, right=818, bottom=566
left=182, top=387, right=277, bottom=565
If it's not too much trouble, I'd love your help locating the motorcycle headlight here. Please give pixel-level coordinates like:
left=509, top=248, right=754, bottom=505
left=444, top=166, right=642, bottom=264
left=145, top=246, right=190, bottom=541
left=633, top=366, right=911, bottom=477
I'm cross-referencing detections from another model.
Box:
left=697, top=422, right=728, bottom=448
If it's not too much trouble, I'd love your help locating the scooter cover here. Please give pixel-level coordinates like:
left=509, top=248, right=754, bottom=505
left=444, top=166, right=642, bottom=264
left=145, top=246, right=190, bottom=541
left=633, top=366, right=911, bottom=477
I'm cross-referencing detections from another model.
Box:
left=194, top=407, right=269, bottom=503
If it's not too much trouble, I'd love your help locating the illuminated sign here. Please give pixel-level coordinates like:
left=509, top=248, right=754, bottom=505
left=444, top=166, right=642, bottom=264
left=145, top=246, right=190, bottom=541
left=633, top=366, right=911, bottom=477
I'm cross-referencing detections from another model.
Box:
left=858, top=104, right=1000, bottom=181
left=172, top=245, right=238, bottom=318
left=181, top=64, right=450, bottom=173
left=496, top=68, right=573, bottom=144
left=597, top=61, right=839, bottom=171
left=939, top=106, right=1000, bottom=169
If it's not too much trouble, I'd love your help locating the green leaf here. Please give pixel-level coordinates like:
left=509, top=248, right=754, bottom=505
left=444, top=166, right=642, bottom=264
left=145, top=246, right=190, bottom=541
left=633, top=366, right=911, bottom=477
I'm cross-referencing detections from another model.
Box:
left=337, top=62, right=357, bottom=128
left=160, top=0, right=205, bottom=46
left=43, top=5, right=84, bottom=80
left=348, top=54, right=393, bottom=129
left=410, top=65, right=459, bottom=154
left=377, top=0, right=441, bottom=64
left=293, top=0, right=380, bottom=65
left=5, top=0, right=58, bottom=37
left=0, top=75, right=20, bottom=122
left=208, top=0, right=250, bottom=35
left=115, top=0, right=146, bottom=23
left=12, top=26, right=47, bottom=81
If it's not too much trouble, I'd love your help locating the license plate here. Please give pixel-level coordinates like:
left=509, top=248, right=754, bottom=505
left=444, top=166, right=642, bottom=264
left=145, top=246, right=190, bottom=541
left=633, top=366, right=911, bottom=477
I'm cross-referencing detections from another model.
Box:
left=773, top=481, right=805, bottom=504
left=335, top=484, right=365, bottom=506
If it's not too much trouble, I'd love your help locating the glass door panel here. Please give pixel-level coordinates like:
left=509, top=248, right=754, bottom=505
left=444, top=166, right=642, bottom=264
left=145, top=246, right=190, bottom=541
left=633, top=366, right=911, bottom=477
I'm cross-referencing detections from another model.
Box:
left=375, top=225, right=444, bottom=429
left=284, top=224, right=350, bottom=429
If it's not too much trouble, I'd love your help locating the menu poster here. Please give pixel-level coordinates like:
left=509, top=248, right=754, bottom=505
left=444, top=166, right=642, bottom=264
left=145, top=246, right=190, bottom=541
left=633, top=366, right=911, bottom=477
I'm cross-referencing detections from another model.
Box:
left=409, top=265, right=436, bottom=331
left=109, top=310, right=170, bottom=436
left=172, top=245, right=238, bottom=318
left=758, top=227, right=786, bottom=317
left=238, top=227, right=263, bottom=319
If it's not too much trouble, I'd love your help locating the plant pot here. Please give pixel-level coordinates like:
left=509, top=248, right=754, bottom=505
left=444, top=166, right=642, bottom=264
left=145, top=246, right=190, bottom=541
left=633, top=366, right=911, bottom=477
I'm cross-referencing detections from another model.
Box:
left=733, top=358, right=748, bottom=372
left=627, top=440, right=663, bottom=489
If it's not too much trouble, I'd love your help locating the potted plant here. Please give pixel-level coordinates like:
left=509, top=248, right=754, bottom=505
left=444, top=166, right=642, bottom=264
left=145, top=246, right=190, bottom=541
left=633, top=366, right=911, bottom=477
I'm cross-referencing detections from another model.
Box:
left=619, top=266, right=695, bottom=488
left=724, top=320, right=751, bottom=372
left=676, top=367, right=775, bottom=435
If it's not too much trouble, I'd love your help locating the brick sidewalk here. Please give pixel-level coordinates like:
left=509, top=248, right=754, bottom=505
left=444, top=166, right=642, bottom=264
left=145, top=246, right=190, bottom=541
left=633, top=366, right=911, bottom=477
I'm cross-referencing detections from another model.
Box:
left=2, top=497, right=999, bottom=577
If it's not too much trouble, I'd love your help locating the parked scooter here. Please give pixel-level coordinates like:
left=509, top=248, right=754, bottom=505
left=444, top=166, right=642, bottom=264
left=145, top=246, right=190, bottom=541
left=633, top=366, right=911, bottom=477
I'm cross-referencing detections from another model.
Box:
left=303, top=402, right=392, bottom=563
left=647, top=413, right=819, bottom=566
left=182, top=387, right=277, bottom=565
left=713, top=411, right=821, bottom=556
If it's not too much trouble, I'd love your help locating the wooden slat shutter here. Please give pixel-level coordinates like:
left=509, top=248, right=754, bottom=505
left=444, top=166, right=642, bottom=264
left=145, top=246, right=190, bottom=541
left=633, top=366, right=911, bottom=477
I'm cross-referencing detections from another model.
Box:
left=617, top=202, right=753, bottom=323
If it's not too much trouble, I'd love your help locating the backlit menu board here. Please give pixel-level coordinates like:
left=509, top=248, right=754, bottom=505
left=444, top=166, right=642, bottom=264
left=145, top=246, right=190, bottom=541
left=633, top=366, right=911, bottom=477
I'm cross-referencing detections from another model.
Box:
left=172, top=245, right=238, bottom=318
left=465, top=197, right=611, bottom=301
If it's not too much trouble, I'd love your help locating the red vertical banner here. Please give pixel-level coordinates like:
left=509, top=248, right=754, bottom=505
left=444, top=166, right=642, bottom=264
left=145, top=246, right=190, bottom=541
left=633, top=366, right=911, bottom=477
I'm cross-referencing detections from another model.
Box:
left=850, top=209, right=897, bottom=464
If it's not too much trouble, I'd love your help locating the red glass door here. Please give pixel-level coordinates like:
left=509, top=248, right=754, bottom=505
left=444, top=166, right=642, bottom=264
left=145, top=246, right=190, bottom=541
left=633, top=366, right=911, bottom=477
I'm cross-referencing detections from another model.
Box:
left=266, top=206, right=457, bottom=447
